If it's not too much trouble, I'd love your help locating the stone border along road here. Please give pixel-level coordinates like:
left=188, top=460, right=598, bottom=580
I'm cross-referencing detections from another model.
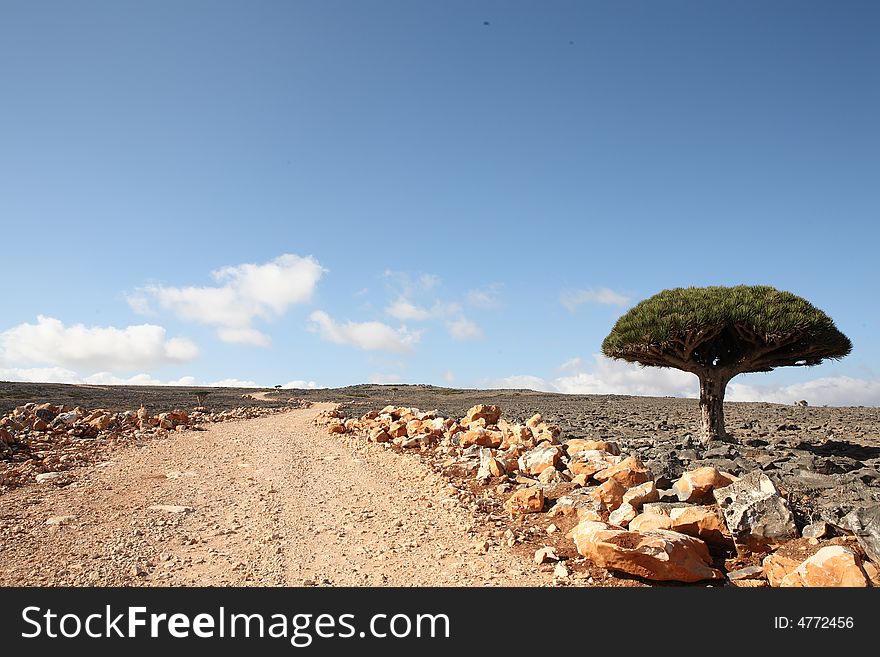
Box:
left=0, top=403, right=556, bottom=586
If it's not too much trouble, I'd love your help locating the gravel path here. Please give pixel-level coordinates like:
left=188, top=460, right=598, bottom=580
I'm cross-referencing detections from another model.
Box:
left=0, top=403, right=553, bottom=586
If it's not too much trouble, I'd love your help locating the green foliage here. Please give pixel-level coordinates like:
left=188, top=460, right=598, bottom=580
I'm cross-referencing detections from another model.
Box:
left=602, top=286, right=851, bottom=371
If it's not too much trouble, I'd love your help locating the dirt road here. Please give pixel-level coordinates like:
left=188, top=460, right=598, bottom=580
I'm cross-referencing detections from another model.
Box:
left=0, top=403, right=553, bottom=586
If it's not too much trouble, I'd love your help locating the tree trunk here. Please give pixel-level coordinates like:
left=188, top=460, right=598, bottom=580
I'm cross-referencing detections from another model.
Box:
left=698, top=372, right=729, bottom=444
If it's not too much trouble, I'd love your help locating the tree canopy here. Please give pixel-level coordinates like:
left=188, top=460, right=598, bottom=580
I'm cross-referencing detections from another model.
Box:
left=601, top=285, right=852, bottom=374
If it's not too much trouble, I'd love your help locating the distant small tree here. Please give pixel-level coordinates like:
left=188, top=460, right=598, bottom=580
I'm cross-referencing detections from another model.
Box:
left=274, top=385, right=282, bottom=392
left=193, top=389, right=212, bottom=408
left=601, top=286, right=851, bottom=444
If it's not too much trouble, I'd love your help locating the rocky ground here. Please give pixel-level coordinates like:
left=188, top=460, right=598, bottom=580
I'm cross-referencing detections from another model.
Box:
left=1, top=382, right=878, bottom=587
left=0, top=401, right=555, bottom=587
left=306, top=384, right=880, bottom=531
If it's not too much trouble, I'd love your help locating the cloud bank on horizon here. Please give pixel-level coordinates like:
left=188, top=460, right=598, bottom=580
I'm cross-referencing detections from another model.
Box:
left=0, top=316, right=198, bottom=371
left=488, top=354, right=880, bottom=407
left=0, top=252, right=877, bottom=407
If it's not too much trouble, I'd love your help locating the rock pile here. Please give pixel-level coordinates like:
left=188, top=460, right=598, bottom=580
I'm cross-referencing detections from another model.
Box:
left=0, top=402, right=291, bottom=492
left=317, top=403, right=880, bottom=587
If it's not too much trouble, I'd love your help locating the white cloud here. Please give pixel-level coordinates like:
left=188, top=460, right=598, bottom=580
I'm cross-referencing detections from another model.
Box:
left=419, top=274, right=440, bottom=290
left=369, top=373, right=404, bottom=384
left=125, top=294, right=154, bottom=316
left=385, top=298, right=461, bottom=322
left=383, top=270, right=440, bottom=293
left=487, top=354, right=880, bottom=407
left=381, top=273, right=482, bottom=342
left=488, top=354, right=697, bottom=397
left=83, top=372, right=165, bottom=386
left=0, top=368, right=323, bottom=389
left=488, top=374, right=556, bottom=392
left=282, top=380, right=320, bottom=389
left=0, top=366, right=82, bottom=384
left=0, top=369, right=195, bottom=387
left=466, top=285, right=502, bottom=309
left=131, top=254, right=325, bottom=346
left=385, top=298, right=433, bottom=321
left=727, top=376, right=880, bottom=407
left=558, top=357, right=583, bottom=372
left=433, top=302, right=464, bottom=317
left=308, top=310, right=420, bottom=353
left=560, top=287, right=631, bottom=312
left=216, top=327, right=272, bottom=347
left=446, top=317, right=483, bottom=341
left=0, top=316, right=199, bottom=371
left=553, top=364, right=696, bottom=397
left=206, top=378, right=262, bottom=388
left=82, top=372, right=217, bottom=386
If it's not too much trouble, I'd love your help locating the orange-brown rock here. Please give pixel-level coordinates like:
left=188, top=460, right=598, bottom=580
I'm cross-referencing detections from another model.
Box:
left=526, top=413, right=543, bottom=430
left=423, top=418, right=445, bottom=435
left=629, top=512, right=674, bottom=532
left=167, top=409, right=188, bottom=425
left=444, top=422, right=466, bottom=439
left=780, top=546, right=870, bottom=587
left=538, top=467, right=567, bottom=485
left=0, top=417, right=23, bottom=430
left=499, top=421, right=536, bottom=449
left=594, top=456, right=651, bottom=489
left=729, top=579, right=769, bottom=588
left=622, top=481, right=659, bottom=509
left=327, top=421, right=346, bottom=434
left=464, top=404, right=502, bottom=427
left=569, top=450, right=619, bottom=478
left=532, top=423, right=562, bottom=444
left=503, top=487, right=544, bottom=515
left=477, top=448, right=507, bottom=479
left=672, top=467, right=736, bottom=502
left=88, top=414, right=112, bottom=431
left=534, top=546, right=559, bottom=564
left=0, top=427, right=12, bottom=452
left=369, top=427, right=392, bottom=443
left=609, top=502, right=638, bottom=528
left=591, top=479, right=627, bottom=512
left=565, top=439, right=621, bottom=456
left=669, top=505, right=731, bottom=546
left=862, top=561, right=880, bottom=587
left=387, top=420, right=408, bottom=438
left=324, top=408, right=345, bottom=420
left=576, top=506, right=605, bottom=522
left=501, top=444, right=527, bottom=460
left=460, top=428, right=503, bottom=448
left=571, top=521, right=723, bottom=583
left=762, top=552, right=803, bottom=587
left=518, top=445, right=563, bottom=476
left=548, top=505, right=579, bottom=520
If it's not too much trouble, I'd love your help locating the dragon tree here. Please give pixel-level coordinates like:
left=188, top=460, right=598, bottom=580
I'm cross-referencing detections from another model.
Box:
left=601, top=286, right=851, bottom=443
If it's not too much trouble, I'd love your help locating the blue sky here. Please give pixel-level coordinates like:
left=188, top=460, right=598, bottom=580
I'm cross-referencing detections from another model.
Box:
left=1, top=1, right=878, bottom=405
